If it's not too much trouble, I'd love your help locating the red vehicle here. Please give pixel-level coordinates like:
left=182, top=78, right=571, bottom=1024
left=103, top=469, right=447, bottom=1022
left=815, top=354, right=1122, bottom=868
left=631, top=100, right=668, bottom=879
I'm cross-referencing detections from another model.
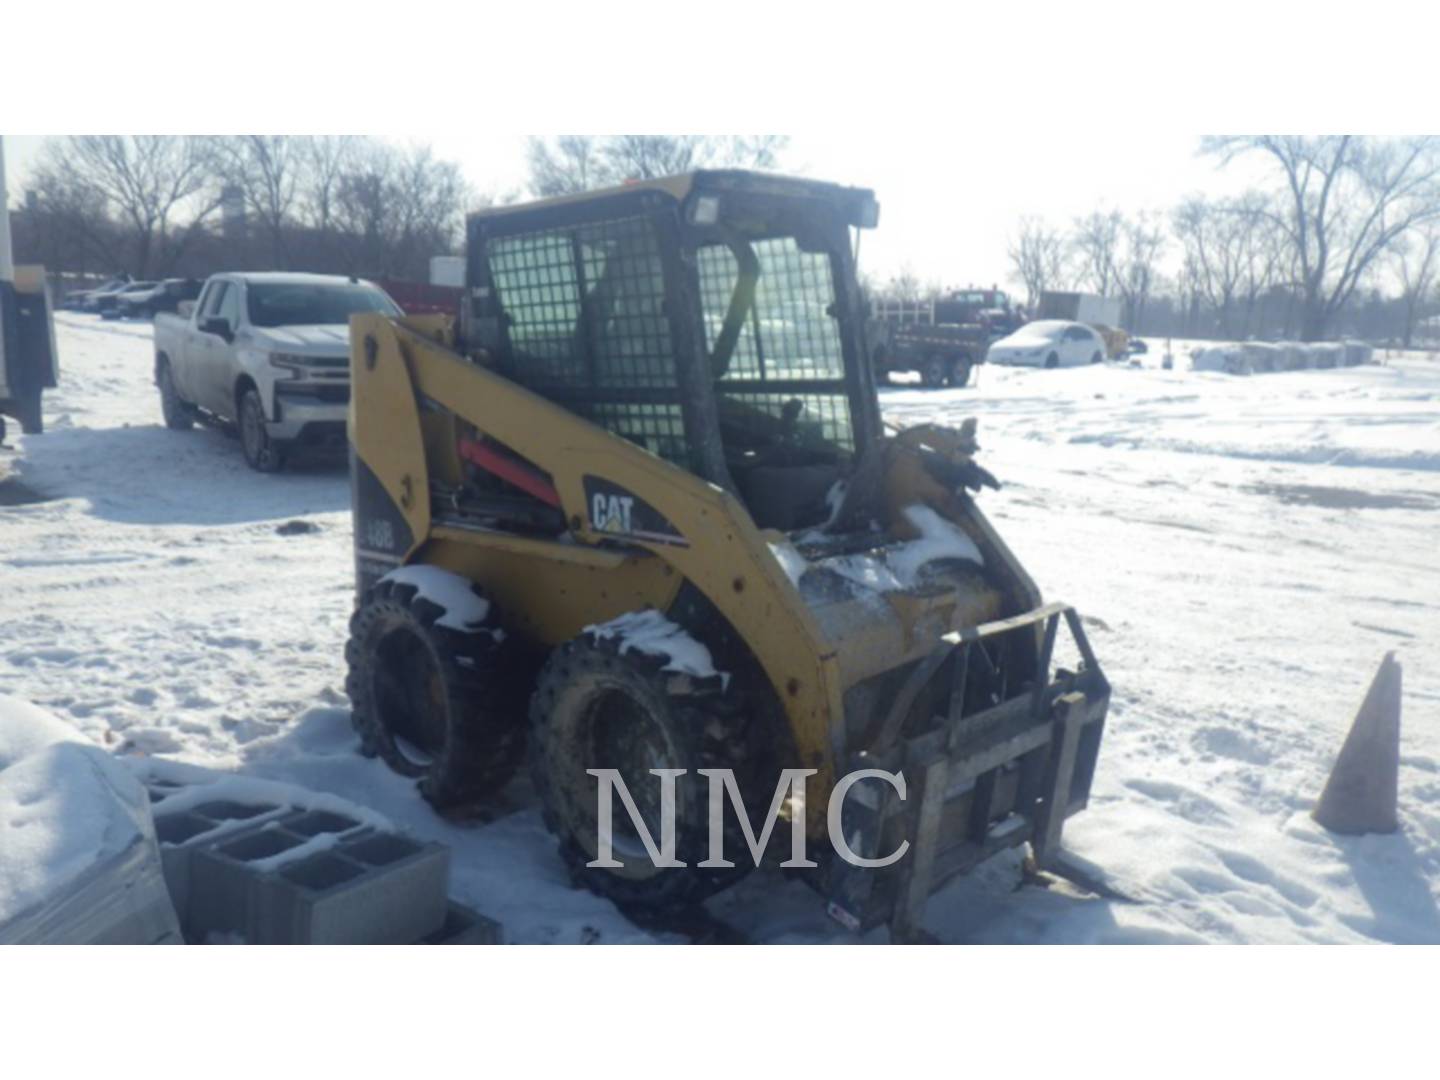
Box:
left=374, top=279, right=462, bottom=317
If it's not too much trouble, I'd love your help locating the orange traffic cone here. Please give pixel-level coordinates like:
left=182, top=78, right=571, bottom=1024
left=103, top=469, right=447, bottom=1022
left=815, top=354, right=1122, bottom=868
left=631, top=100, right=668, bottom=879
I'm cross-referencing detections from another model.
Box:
left=1312, top=652, right=1402, bottom=835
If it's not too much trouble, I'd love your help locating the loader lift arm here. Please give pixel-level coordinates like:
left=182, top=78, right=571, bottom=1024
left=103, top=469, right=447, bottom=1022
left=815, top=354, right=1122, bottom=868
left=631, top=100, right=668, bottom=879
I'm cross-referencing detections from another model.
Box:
left=350, top=314, right=850, bottom=813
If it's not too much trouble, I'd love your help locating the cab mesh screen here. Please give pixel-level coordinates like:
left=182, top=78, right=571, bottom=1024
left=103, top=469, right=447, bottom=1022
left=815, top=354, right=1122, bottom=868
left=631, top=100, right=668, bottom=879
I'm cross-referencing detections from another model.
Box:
left=489, top=216, right=675, bottom=391
left=487, top=215, right=690, bottom=466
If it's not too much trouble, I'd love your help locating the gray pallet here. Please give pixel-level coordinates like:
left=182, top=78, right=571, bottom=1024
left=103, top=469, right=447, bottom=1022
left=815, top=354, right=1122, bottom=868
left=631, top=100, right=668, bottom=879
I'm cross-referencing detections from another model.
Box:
left=421, top=901, right=502, bottom=945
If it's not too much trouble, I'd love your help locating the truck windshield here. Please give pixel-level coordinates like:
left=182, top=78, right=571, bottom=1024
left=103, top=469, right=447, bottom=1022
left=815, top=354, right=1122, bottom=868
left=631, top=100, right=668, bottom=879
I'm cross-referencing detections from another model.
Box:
left=246, top=283, right=399, bottom=328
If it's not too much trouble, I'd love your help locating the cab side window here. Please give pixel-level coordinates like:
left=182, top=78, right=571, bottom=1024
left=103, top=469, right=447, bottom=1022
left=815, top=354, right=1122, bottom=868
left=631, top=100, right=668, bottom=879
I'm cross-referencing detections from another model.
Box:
left=201, top=282, right=229, bottom=320
left=215, top=283, right=242, bottom=329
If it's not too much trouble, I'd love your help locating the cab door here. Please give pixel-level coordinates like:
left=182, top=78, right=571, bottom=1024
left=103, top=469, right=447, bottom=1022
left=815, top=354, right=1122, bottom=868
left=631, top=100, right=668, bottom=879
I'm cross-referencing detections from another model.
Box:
left=194, top=282, right=240, bottom=416
left=171, top=280, right=217, bottom=404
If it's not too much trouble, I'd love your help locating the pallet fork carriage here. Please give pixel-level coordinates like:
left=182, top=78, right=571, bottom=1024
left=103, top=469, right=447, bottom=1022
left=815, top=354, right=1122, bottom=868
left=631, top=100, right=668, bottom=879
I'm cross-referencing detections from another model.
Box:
left=344, top=170, right=1111, bottom=938
left=827, top=603, right=1108, bottom=940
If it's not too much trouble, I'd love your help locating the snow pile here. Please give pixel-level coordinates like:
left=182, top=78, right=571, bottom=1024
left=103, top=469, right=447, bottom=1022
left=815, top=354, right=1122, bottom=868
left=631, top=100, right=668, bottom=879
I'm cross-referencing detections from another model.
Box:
left=824, top=550, right=907, bottom=592
left=381, top=564, right=495, bottom=633
left=142, top=762, right=385, bottom=876
left=3, top=313, right=1438, bottom=943
left=768, top=539, right=810, bottom=588
left=1190, top=339, right=1376, bottom=376
left=133, top=755, right=394, bottom=862
left=1344, top=340, right=1375, bottom=367
left=585, top=609, right=726, bottom=685
left=1190, top=344, right=1248, bottom=375
left=0, top=692, right=87, bottom=770
left=0, top=697, right=181, bottom=944
left=1239, top=342, right=1285, bottom=373
left=813, top=504, right=985, bottom=595
left=890, top=505, right=985, bottom=580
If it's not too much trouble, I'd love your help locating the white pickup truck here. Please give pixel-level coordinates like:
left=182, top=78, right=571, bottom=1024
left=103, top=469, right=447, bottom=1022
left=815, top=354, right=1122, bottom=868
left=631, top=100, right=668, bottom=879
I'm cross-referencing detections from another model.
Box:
left=152, top=272, right=400, bottom=471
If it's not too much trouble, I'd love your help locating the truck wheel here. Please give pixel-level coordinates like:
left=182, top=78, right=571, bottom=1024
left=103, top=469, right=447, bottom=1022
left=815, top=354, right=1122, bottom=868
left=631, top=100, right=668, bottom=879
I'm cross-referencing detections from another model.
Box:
left=157, top=360, right=194, bottom=431
left=949, top=356, right=973, bottom=387
left=920, top=355, right=948, bottom=388
left=346, top=576, right=526, bottom=807
left=238, top=386, right=287, bottom=472
left=1091, top=350, right=1103, bottom=365
left=529, top=631, right=776, bottom=911
left=1045, top=353, right=1060, bottom=369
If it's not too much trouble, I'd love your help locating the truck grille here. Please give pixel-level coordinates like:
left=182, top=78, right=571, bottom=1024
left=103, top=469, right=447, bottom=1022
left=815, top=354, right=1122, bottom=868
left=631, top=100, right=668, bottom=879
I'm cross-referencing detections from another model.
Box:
left=277, top=384, right=350, bottom=404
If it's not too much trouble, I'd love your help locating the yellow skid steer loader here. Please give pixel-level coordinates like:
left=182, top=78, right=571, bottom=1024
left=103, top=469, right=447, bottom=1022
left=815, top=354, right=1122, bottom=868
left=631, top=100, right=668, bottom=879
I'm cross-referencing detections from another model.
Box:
left=344, top=171, right=1109, bottom=938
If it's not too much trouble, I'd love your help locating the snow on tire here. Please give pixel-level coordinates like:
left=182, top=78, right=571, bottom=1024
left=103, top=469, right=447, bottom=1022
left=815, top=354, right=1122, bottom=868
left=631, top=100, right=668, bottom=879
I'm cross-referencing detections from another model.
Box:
left=528, top=629, right=777, bottom=912
left=345, top=575, right=527, bottom=808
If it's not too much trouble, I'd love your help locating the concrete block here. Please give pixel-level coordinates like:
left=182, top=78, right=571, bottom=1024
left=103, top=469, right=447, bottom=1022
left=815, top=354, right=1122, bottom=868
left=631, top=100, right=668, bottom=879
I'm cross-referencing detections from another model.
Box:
left=191, top=800, right=273, bottom=823
left=151, top=791, right=451, bottom=945
left=252, top=833, right=449, bottom=945
left=151, top=798, right=291, bottom=928
left=285, top=809, right=363, bottom=838
left=190, top=825, right=309, bottom=942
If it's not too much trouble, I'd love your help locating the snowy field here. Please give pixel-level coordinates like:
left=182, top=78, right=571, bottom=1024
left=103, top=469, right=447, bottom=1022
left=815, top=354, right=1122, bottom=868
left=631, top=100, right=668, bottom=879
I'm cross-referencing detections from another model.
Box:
left=2, top=314, right=1438, bottom=944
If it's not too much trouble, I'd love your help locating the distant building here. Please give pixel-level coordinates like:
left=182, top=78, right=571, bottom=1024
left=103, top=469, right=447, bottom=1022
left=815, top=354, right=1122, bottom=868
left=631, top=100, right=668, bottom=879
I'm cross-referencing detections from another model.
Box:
left=220, top=185, right=246, bottom=241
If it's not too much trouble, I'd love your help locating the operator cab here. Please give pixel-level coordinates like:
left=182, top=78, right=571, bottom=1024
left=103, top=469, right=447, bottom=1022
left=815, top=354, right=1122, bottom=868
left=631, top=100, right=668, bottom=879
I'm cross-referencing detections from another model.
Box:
left=461, top=170, right=881, bottom=533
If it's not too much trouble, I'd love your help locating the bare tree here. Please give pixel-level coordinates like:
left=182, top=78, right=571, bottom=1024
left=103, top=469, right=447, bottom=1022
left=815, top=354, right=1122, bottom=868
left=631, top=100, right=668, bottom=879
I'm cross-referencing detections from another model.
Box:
left=1392, top=225, right=1440, bottom=348
left=1173, top=192, right=1278, bottom=336
left=1008, top=216, right=1069, bottom=308
left=333, top=141, right=470, bottom=278
left=526, top=135, right=789, bottom=196
left=40, top=136, right=222, bottom=277
left=873, top=266, right=928, bottom=303
left=1114, top=212, right=1167, bottom=330
left=20, top=160, right=123, bottom=274
left=214, top=136, right=305, bottom=267
left=301, top=135, right=359, bottom=234
left=1238, top=202, right=1286, bottom=337
left=1071, top=209, right=1122, bottom=296
left=527, top=136, right=603, bottom=197
left=1205, top=136, right=1440, bottom=340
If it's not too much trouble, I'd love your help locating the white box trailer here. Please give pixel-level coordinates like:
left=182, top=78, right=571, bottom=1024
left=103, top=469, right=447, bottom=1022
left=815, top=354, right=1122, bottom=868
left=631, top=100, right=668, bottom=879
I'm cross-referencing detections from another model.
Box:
left=429, top=255, right=465, bottom=288
left=1037, top=291, right=1122, bottom=328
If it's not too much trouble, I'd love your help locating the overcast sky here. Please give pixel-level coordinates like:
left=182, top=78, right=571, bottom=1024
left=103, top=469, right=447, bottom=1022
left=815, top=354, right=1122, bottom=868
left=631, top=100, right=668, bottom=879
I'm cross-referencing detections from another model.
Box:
left=5, top=132, right=1268, bottom=289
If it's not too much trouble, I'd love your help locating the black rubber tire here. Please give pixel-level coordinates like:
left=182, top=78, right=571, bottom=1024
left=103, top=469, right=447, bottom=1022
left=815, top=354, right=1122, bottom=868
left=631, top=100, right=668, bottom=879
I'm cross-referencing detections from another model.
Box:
left=1090, top=350, right=1103, bottom=365
left=949, top=355, right=973, bottom=387
left=920, top=355, right=948, bottom=388
left=346, top=576, right=526, bottom=807
left=1045, top=352, right=1060, bottom=369
left=528, top=631, right=777, bottom=911
left=157, top=360, right=194, bottom=431
left=238, top=386, right=286, bottom=472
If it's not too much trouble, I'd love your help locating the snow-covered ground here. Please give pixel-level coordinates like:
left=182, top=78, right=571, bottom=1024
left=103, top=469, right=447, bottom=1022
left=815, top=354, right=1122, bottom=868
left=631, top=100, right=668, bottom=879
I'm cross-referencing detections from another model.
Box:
left=2, top=316, right=1438, bottom=943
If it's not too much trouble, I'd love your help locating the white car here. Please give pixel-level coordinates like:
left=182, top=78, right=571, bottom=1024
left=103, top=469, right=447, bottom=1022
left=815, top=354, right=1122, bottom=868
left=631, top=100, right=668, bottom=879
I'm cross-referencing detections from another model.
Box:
left=987, top=320, right=1107, bottom=369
